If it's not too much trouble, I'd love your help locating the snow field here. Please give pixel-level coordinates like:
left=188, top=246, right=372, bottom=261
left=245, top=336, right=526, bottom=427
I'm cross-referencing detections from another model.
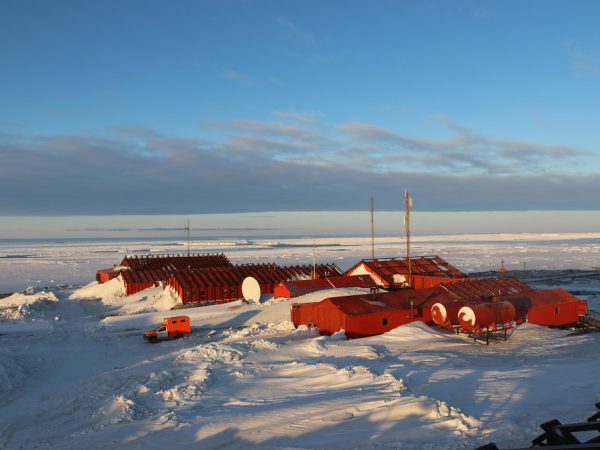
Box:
left=1, top=241, right=600, bottom=448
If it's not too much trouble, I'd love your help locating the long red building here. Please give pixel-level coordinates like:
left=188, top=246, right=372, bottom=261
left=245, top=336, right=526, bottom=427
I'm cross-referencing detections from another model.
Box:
left=290, top=277, right=586, bottom=339
left=167, top=263, right=342, bottom=305
left=97, top=253, right=236, bottom=296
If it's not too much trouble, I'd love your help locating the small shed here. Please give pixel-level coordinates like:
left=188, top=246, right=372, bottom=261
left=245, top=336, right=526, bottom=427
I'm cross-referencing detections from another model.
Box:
left=274, top=275, right=376, bottom=299
left=96, top=267, right=121, bottom=284
left=344, top=256, right=467, bottom=289
left=502, top=288, right=588, bottom=326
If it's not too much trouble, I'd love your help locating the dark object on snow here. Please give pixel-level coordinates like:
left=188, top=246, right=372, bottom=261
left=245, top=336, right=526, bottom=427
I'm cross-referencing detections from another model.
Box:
left=474, top=403, right=600, bottom=449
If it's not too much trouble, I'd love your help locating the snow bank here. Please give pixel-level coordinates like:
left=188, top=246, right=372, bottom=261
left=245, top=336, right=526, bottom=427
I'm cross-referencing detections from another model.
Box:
left=1, top=290, right=58, bottom=307
left=70, top=279, right=181, bottom=315
left=0, top=289, right=58, bottom=321
left=69, top=278, right=126, bottom=303
left=380, top=320, right=458, bottom=342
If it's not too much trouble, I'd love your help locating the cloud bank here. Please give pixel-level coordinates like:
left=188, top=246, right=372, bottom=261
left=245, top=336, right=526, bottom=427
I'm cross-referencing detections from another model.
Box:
left=1, top=113, right=598, bottom=215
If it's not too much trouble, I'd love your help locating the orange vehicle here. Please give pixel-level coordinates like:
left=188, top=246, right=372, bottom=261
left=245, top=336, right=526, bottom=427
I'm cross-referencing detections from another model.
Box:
left=143, top=315, right=191, bottom=343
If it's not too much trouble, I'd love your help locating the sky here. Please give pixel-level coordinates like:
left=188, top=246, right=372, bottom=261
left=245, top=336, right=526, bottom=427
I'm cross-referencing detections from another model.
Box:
left=1, top=0, right=600, bottom=220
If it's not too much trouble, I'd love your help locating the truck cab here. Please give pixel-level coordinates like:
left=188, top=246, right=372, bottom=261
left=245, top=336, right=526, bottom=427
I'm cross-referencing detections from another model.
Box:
left=144, top=315, right=191, bottom=343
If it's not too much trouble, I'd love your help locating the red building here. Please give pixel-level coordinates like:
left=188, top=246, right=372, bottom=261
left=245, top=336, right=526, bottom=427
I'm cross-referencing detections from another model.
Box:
left=96, top=267, right=121, bottom=283
left=167, top=263, right=342, bottom=305
left=273, top=275, right=376, bottom=299
left=431, top=281, right=584, bottom=330
left=96, top=253, right=235, bottom=295
left=291, top=277, right=544, bottom=339
left=502, top=288, right=587, bottom=326
left=291, top=288, right=441, bottom=338
left=121, top=268, right=170, bottom=296
left=344, top=256, right=467, bottom=289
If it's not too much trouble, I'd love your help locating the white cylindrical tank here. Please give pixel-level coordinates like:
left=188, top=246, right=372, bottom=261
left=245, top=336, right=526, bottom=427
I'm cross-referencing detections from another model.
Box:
left=458, top=301, right=516, bottom=331
left=431, top=301, right=464, bottom=326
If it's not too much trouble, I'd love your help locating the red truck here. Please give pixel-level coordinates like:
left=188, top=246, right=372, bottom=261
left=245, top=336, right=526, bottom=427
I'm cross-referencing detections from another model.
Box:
left=143, top=315, right=191, bottom=343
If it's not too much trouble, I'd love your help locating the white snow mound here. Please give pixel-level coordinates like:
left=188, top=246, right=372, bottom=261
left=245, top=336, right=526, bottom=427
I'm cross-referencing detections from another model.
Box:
left=69, top=278, right=126, bottom=304
left=0, top=290, right=58, bottom=320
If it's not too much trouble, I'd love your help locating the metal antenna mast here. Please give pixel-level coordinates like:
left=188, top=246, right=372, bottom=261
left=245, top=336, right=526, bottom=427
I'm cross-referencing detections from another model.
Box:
left=312, top=240, right=316, bottom=279
left=370, top=196, right=375, bottom=260
left=405, top=190, right=412, bottom=287
left=185, top=218, right=190, bottom=256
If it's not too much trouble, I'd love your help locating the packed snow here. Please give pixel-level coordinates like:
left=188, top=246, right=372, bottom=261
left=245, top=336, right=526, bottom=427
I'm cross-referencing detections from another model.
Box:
left=0, top=235, right=599, bottom=449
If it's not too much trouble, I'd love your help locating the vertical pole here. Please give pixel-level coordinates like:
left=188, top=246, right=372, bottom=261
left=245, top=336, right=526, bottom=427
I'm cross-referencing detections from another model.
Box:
left=405, top=190, right=411, bottom=287
left=370, top=196, right=375, bottom=260
left=186, top=218, right=190, bottom=256
left=312, top=240, right=316, bottom=279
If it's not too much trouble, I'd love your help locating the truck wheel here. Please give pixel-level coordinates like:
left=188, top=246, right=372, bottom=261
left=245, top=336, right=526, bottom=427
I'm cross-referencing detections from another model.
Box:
left=149, top=336, right=158, bottom=343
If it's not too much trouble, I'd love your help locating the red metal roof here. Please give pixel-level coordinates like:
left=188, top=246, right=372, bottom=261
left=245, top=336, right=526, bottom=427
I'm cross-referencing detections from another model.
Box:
left=345, top=256, right=467, bottom=285
left=276, top=275, right=376, bottom=298
left=501, top=288, right=583, bottom=307
left=114, top=252, right=343, bottom=299
left=167, top=263, right=343, bottom=303
left=169, top=263, right=342, bottom=288
left=323, top=288, right=448, bottom=316
left=319, top=276, right=534, bottom=317
left=441, top=276, right=534, bottom=300
left=121, top=253, right=232, bottom=271
left=121, top=268, right=170, bottom=286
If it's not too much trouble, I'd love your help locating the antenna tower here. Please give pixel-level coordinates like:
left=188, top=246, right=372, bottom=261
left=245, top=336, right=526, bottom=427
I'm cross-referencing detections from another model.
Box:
left=185, top=218, right=190, bottom=256
left=312, top=240, right=316, bottom=279
left=404, top=190, right=412, bottom=287
left=370, top=196, right=375, bottom=260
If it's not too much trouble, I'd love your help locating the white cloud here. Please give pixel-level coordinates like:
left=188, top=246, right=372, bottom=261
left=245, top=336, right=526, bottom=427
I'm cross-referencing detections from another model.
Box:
left=276, top=16, right=316, bottom=44
left=564, top=41, right=600, bottom=77
left=224, top=70, right=252, bottom=85
left=0, top=114, right=596, bottom=214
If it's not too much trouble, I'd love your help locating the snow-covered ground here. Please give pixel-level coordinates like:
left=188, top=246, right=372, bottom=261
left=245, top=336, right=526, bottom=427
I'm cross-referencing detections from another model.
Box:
left=0, top=234, right=599, bottom=449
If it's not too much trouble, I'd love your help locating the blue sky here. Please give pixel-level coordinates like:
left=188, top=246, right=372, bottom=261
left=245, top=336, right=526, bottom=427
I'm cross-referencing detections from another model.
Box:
left=1, top=0, right=600, bottom=216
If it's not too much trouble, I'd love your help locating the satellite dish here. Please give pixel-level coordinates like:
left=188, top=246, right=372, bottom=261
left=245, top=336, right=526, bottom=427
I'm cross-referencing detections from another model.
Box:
left=242, top=277, right=261, bottom=303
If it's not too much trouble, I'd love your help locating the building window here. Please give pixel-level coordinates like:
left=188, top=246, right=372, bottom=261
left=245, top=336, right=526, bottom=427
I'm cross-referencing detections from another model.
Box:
left=382, top=318, right=388, bottom=326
